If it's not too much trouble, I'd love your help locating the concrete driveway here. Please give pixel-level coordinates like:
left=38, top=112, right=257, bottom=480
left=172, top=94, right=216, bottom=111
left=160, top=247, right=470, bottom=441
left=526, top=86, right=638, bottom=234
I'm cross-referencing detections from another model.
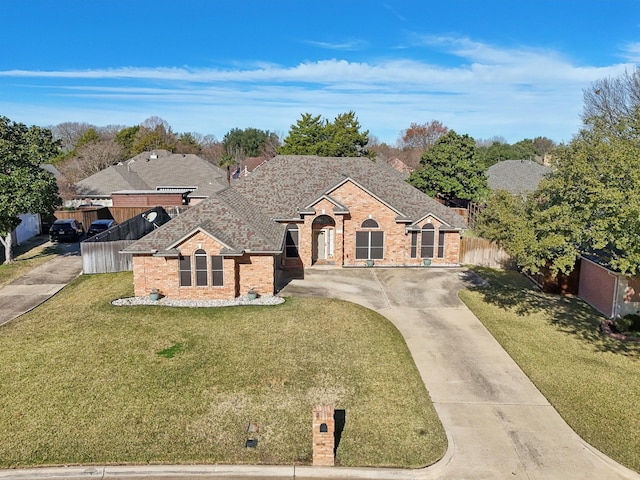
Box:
left=0, top=246, right=82, bottom=327
left=279, top=266, right=640, bottom=480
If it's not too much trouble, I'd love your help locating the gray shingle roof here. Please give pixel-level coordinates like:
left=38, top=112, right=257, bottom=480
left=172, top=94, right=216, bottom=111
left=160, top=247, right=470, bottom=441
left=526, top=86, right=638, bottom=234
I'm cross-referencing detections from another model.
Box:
left=486, top=160, right=551, bottom=194
left=234, top=155, right=465, bottom=227
left=123, top=155, right=466, bottom=255
left=122, top=188, right=284, bottom=254
left=75, top=150, right=228, bottom=198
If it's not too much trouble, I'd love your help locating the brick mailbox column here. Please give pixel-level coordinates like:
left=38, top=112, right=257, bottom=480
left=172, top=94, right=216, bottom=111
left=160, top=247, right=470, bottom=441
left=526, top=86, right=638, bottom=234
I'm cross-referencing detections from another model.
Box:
left=312, top=405, right=335, bottom=466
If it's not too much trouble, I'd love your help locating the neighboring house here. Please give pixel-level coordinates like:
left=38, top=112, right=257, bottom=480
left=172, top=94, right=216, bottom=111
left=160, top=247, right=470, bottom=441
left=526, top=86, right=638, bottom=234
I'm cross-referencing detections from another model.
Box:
left=232, top=155, right=272, bottom=179
left=486, top=159, right=551, bottom=194
left=13, top=213, right=41, bottom=244
left=579, top=255, right=640, bottom=319
left=72, top=150, right=229, bottom=207
left=385, top=157, right=413, bottom=177
left=122, top=155, right=466, bottom=300
left=9, top=164, right=64, bottom=246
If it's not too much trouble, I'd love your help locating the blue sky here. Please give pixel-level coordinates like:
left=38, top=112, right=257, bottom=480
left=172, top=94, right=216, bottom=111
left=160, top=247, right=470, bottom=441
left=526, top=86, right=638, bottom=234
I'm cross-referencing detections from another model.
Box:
left=1, top=0, right=638, bottom=145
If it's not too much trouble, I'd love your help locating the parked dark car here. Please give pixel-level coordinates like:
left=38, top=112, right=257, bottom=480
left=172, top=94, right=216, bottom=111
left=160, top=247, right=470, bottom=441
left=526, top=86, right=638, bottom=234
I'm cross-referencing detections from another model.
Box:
left=49, top=219, right=84, bottom=242
left=86, top=219, right=117, bottom=238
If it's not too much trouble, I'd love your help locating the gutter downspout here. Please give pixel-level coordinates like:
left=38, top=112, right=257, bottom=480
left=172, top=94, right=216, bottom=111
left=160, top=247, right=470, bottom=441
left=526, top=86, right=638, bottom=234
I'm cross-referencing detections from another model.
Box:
left=610, top=271, right=620, bottom=319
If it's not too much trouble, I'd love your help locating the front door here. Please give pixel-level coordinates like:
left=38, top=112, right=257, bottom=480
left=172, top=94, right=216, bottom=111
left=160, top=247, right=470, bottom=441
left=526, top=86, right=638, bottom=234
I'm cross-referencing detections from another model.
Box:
left=313, top=230, right=326, bottom=261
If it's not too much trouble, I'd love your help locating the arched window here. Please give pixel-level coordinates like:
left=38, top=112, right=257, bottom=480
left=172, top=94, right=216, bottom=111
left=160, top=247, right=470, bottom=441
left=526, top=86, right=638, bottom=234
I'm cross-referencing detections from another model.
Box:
left=313, top=215, right=335, bottom=227
left=195, top=249, right=208, bottom=286
left=356, top=218, right=384, bottom=260
left=361, top=218, right=379, bottom=228
left=421, top=224, right=435, bottom=258
left=285, top=223, right=299, bottom=257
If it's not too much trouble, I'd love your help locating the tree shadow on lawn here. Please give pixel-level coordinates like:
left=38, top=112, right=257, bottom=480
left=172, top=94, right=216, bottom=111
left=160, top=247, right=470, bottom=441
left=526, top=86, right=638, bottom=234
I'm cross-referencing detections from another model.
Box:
left=469, top=267, right=640, bottom=358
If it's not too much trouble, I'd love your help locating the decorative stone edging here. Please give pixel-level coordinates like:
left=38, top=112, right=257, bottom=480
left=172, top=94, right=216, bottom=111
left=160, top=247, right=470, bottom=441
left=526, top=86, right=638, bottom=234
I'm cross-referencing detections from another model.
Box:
left=600, top=320, right=640, bottom=342
left=111, top=295, right=285, bottom=308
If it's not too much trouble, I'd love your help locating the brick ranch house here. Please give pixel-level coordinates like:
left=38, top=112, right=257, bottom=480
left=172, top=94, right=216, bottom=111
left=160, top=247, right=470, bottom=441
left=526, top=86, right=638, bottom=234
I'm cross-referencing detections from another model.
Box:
left=122, top=155, right=467, bottom=300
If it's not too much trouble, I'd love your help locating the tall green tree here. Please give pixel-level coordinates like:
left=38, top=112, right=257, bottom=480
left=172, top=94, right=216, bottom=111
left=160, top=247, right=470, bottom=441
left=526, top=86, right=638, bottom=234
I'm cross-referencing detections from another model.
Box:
left=475, top=190, right=546, bottom=272
left=475, top=137, right=553, bottom=169
left=475, top=141, right=514, bottom=169
left=323, top=111, right=371, bottom=157
left=222, top=127, right=278, bottom=160
left=477, top=71, right=640, bottom=275
left=115, top=125, right=141, bottom=157
left=176, top=132, right=202, bottom=154
left=531, top=114, right=640, bottom=275
left=408, top=130, right=488, bottom=204
left=279, top=113, right=326, bottom=155
left=279, top=111, right=372, bottom=157
left=0, top=117, right=61, bottom=263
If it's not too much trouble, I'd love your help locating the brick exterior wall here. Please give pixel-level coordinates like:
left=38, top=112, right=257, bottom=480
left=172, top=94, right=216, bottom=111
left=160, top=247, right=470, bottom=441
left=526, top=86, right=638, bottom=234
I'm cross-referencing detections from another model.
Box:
left=111, top=192, right=185, bottom=207
left=578, top=258, right=616, bottom=318
left=132, top=231, right=275, bottom=300
left=131, top=181, right=462, bottom=297
left=294, top=180, right=461, bottom=267
left=312, top=405, right=335, bottom=467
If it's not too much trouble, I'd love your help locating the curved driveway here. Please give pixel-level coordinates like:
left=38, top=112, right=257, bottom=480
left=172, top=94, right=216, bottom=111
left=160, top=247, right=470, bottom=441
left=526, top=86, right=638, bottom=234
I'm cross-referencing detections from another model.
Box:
left=279, top=267, right=640, bottom=479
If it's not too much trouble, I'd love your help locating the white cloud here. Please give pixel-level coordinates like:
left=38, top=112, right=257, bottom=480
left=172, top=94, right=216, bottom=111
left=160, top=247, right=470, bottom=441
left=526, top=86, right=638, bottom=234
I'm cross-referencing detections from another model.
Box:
left=303, top=39, right=368, bottom=51
left=621, top=42, right=640, bottom=62
left=0, top=35, right=634, bottom=144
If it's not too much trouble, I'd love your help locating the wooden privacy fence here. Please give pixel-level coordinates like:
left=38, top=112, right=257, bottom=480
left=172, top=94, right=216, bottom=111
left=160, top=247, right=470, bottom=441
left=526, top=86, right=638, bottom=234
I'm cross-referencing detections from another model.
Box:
left=81, top=240, right=135, bottom=274
left=460, top=237, right=514, bottom=269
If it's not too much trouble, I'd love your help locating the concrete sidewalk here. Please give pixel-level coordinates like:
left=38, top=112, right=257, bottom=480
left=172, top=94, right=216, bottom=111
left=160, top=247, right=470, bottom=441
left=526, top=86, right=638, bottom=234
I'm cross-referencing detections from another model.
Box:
left=0, top=251, right=83, bottom=327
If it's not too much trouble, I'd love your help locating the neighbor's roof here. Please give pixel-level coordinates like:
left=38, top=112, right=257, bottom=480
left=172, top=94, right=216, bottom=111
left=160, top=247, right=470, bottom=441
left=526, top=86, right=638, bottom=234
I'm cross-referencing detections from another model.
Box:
left=40, top=163, right=63, bottom=178
left=486, top=160, right=551, bottom=194
left=123, top=155, right=466, bottom=255
left=74, top=150, right=229, bottom=198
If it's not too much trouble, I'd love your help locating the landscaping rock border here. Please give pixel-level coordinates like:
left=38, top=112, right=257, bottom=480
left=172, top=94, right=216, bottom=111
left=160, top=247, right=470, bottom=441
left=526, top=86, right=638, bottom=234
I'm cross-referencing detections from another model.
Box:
left=112, top=295, right=285, bottom=308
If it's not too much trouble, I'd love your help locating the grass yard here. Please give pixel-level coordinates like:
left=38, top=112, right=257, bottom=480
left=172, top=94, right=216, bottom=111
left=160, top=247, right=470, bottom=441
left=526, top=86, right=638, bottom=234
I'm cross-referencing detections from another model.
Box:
left=0, top=272, right=446, bottom=468
left=459, top=267, right=640, bottom=473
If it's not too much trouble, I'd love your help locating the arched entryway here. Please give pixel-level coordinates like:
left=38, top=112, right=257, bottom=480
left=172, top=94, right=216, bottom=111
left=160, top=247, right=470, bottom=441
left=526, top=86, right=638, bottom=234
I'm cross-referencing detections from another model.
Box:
left=312, top=215, right=335, bottom=264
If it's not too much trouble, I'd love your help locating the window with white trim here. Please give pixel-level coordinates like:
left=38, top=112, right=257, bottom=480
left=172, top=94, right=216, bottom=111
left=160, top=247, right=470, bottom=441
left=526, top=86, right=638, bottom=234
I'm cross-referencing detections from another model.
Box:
left=285, top=223, right=299, bottom=257
left=356, top=219, right=384, bottom=259
left=438, top=230, right=446, bottom=258
left=361, top=218, right=379, bottom=228
left=328, top=228, right=335, bottom=256
left=410, top=230, right=418, bottom=258
left=179, top=255, right=192, bottom=286
left=211, top=255, right=224, bottom=286
left=195, top=249, right=208, bottom=286
left=421, top=223, right=435, bottom=258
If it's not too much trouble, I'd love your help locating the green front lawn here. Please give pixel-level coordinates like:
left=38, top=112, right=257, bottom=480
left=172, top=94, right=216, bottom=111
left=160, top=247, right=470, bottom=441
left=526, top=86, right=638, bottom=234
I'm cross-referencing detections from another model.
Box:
left=459, top=268, right=640, bottom=473
left=0, top=272, right=446, bottom=468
